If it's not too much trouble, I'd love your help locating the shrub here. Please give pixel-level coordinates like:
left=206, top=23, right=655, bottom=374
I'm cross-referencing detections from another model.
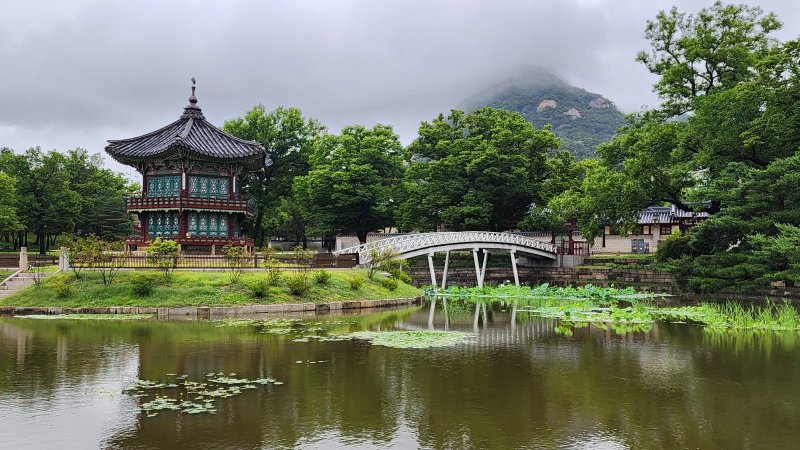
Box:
left=52, top=279, right=71, bottom=298
left=286, top=274, right=311, bottom=296
left=67, top=234, right=125, bottom=285
left=262, top=250, right=283, bottom=286
left=293, top=246, right=316, bottom=270
left=146, top=238, right=180, bottom=283
left=348, top=277, right=364, bottom=291
left=223, top=245, right=249, bottom=285
left=366, top=249, right=403, bottom=280
left=313, top=270, right=331, bottom=284
left=265, top=266, right=282, bottom=286
left=655, top=231, right=692, bottom=262
left=129, top=273, right=157, bottom=297
left=379, top=277, right=398, bottom=291
left=250, top=279, right=270, bottom=299
left=390, top=269, right=413, bottom=285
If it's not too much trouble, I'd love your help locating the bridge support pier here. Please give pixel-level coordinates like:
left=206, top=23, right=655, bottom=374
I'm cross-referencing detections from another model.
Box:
left=510, top=249, right=520, bottom=286
left=427, top=253, right=437, bottom=286
left=426, top=251, right=452, bottom=290
left=441, top=251, right=450, bottom=289
left=472, top=249, right=490, bottom=288
left=428, top=297, right=436, bottom=330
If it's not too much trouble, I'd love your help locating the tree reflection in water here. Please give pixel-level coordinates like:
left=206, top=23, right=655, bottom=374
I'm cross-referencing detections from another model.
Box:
left=1, top=306, right=799, bottom=449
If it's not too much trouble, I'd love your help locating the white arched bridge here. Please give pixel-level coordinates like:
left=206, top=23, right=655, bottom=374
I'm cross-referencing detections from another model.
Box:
left=333, top=231, right=557, bottom=288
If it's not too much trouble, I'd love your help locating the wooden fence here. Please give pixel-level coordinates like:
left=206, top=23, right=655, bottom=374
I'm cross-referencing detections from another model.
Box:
left=0, top=253, right=58, bottom=269
left=70, top=253, right=358, bottom=269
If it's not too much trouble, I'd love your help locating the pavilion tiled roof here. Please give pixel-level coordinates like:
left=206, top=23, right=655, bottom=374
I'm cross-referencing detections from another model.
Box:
left=637, top=205, right=709, bottom=224
left=106, top=82, right=265, bottom=167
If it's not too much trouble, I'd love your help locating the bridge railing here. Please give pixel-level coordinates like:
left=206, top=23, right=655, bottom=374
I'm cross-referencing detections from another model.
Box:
left=334, top=231, right=558, bottom=263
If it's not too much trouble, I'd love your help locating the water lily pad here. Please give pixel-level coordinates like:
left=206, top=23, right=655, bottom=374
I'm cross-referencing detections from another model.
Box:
left=347, top=331, right=475, bottom=349
left=126, top=371, right=284, bottom=417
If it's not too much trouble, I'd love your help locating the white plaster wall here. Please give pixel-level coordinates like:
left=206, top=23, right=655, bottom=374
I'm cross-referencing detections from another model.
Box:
left=590, top=235, right=663, bottom=254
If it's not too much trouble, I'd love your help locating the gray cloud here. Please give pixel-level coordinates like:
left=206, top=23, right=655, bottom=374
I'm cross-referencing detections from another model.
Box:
left=1, top=0, right=799, bottom=177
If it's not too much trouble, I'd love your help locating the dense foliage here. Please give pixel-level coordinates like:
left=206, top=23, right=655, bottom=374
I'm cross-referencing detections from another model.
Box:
left=223, top=106, right=325, bottom=247
left=0, top=147, right=134, bottom=254
left=548, top=1, right=800, bottom=292
left=293, top=124, right=405, bottom=243
left=398, top=108, right=558, bottom=231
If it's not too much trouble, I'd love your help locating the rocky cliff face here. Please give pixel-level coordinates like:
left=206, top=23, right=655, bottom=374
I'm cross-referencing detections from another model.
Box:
left=460, top=69, right=625, bottom=159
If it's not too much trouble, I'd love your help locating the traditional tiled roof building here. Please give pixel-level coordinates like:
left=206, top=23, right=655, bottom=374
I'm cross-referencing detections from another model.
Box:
left=106, top=80, right=264, bottom=253
left=594, top=205, right=709, bottom=254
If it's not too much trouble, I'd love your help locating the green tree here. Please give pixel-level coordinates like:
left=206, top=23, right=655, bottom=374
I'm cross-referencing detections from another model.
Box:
left=550, top=2, right=799, bottom=292
left=0, top=172, right=23, bottom=238
left=549, top=162, right=645, bottom=242
left=63, top=148, right=134, bottom=239
left=636, top=1, right=781, bottom=115
left=560, top=3, right=795, bottom=250
left=293, top=124, right=405, bottom=244
left=223, top=106, right=325, bottom=247
left=398, top=108, right=558, bottom=232
left=0, top=148, right=81, bottom=254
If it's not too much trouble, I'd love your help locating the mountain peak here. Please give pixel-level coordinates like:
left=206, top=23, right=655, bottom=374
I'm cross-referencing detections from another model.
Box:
left=460, top=69, right=624, bottom=159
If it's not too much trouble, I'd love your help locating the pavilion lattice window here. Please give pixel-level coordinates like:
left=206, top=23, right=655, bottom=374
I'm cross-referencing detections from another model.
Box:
left=147, top=211, right=180, bottom=237
left=147, top=175, right=180, bottom=197
left=188, top=212, right=230, bottom=237
left=188, top=176, right=230, bottom=199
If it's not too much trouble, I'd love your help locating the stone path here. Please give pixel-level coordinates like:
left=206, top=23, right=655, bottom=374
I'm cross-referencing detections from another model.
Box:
left=0, top=272, right=47, bottom=300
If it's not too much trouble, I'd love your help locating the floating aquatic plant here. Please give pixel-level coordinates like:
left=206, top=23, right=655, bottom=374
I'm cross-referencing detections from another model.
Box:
left=125, top=373, right=284, bottom=417
left=424, top=284, right=648, bottom=306
left=347, top=330, right=475, bottom=349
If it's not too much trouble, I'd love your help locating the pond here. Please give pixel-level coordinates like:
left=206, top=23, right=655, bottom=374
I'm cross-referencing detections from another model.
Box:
left=1, top=302, right=799, bottom=449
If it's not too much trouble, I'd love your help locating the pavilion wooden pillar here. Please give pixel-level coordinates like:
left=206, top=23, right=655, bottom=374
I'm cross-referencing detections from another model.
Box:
left=181, top=170, right=188, bottom=198
left=141, top=213, right=147, bottom=240
left=179, top=211, right=188, bottom=239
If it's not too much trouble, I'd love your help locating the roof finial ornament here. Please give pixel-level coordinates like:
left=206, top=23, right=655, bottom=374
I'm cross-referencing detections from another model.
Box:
left=188, top=77, right=198, bottom=106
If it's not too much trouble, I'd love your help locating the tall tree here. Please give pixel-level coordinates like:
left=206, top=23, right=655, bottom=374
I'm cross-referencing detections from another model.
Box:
left=556, top=3, right=800, bottom=291
left=398, top=108, right=558, bottom=232
left=0, top=172, right=23, bottom=239
left=0, top=148, right=80, bottom=254
left=63, top=148, right=134, bottom=239
left=293, top=124, right=405, bottom=244
left=223, top=105, right=325, bottom=246
left=636, top=1, right=781, bottom=115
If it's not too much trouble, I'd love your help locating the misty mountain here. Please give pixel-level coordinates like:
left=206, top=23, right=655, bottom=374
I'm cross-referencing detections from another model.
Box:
left=460, top=69, right=625, bottom=159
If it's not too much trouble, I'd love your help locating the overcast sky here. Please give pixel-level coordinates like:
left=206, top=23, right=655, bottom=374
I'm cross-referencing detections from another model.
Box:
left=1, top=0, right=799, bottom=178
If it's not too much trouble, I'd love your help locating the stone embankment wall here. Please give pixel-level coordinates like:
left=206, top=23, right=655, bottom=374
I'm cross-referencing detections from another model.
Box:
left=409, top=266, right=676, bottom=292
left=1, top=297, right=422, bottom=317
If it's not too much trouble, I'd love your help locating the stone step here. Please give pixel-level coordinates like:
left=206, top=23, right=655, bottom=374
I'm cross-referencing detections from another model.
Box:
left=0, top=281, right=36, bottom=290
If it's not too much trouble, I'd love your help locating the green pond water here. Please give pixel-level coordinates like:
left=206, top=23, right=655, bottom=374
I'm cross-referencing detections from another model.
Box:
left=1, top=302, right=800, bottom=449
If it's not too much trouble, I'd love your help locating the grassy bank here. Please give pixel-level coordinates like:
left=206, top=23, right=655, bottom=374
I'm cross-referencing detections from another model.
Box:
left=2, top=269, right=421, bottom=308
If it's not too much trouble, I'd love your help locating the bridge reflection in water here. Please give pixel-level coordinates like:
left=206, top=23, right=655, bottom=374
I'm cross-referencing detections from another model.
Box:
left=416, top=298, right=658, bottom=347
